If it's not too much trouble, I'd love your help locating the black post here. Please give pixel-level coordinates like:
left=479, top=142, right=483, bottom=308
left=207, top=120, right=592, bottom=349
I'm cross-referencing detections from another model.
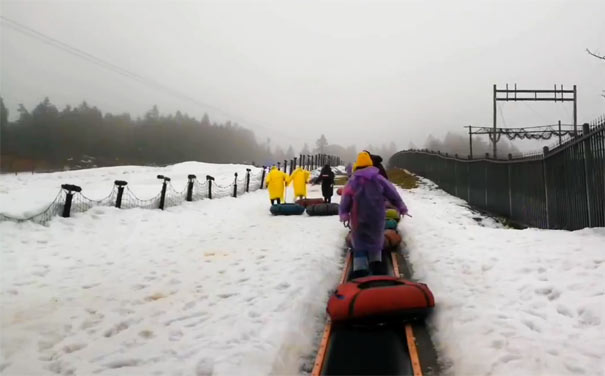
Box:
left=582, top=123, right=592, bottom=227
left=245, top=168, right=251, bottom=192
left=283, top=160, right=287, bottom=173
left=469, top=126, right=473, bottom=159
left=157, top=175, right=170, bottom=210
left=289, top=159, right=294, bottom=174
left=543, top=146, right=550, bottom=228
left=187, top=174, right=196, bottom=201
left=260, top=167, right=266, bottom=189
left=233, top=172, right=238, bottom=198
left=114, top=180, right=127, bottom=208
left=558, top=120, right=562, bottom=146
left=206, top=175, right=215, bottom=199
left=293, top=157, right=297, bottom=170
left=61, top=184, right=82, bottom=218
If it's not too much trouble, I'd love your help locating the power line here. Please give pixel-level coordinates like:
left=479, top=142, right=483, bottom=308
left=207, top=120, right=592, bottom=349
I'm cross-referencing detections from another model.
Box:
left=0, top=16, right=287, bottom=137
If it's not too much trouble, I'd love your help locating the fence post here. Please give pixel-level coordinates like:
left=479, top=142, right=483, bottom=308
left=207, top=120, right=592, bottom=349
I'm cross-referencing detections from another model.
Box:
left=157, top=175, right=170, bottom=210
left=542, top=147, right=550, bottom=228
left=206, top=175, right=215, bottom=199
left=454, top=156, right=458, bottom=197
left=508, top=154, right=513, bottom=218
left=484, top=153, right=489, bottom=208
left=260, top=167, right=266, bottom=189
left=293, top=157, right=297, bottom=170
left=233, top=172, right=238, bottom=198
left=582, top=123, right=593, bottom=227
left=245, top=168, right=251, bottom=192
left=289, top=159, right=294, bottom=174
left=61, top=184, right=81, bottom=218
left=114, top=180, right=127, bottom=208
left=283, top=160, right=287, bottom=173
left=186, top=174, right=196, bottom=201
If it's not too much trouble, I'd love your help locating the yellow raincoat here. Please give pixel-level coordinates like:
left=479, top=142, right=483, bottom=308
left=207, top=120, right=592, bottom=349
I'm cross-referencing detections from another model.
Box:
left=266, top=167, right=289, bottom=200
left=290, top=167, right=311, bottom=198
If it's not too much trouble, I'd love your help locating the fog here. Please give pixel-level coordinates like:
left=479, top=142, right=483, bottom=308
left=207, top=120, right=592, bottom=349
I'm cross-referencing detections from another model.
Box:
left=1, top=0, right=604, bottom=156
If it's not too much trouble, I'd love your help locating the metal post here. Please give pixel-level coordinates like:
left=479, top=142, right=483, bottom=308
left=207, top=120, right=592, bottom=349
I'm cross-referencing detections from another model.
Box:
left=114, top=180, right=127, bottom=208
left=233, top=172, right=238, bottom=198
left=186, top=174, right=196, bottom=201
left=484, top=154, right=489, bottom=208
left=61, top=184, right=81, bottom=218
left=493, top=84, right=497, bottom=158
left=260, top=166, right=266, bottom=189
left=558, top=120, right=562, bottom=146
left=573, top=85, right=578, bottom=136
left=542, top=147, right=550, bottom=228
left=507, top=155, right=513, bottom=218
left=293, top=157, right=297, bottom=170
left=157, top=175, right=170, bottom=210
left=245, top=169, right=251, bottom=192
left=582, top=123, right=592, bottom=227
left=469, top=125, right=473, bottom=159
left=283, top=160, right=287, bottom=173
left=206, top=175, right=214, bottom=199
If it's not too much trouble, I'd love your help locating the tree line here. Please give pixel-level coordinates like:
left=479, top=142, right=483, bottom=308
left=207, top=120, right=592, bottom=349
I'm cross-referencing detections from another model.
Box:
left=0, top=97, right=400, bottom=172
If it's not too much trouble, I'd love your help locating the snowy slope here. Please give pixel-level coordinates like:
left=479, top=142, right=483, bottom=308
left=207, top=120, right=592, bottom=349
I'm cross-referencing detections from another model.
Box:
left=400, top=178, right=605, bottom=376
left=0, top=165, right=347, bottom=375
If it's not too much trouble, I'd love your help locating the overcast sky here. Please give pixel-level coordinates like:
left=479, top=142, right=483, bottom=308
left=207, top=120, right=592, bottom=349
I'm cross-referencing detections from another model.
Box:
left=1, top=0, right=604, bottom=152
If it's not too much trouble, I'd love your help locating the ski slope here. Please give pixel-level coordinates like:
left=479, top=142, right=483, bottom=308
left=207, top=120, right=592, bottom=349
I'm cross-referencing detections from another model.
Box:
left=1, top=163, right=604, bottom=375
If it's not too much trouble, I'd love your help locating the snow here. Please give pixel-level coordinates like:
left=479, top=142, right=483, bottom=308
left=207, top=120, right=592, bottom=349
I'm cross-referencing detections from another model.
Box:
left=0, top=162, right=262, bottom=217
left=1, top=164, right=604, bottom=375
left=0, top=164, right=347, bottom=375
left=400, top=178, right=605, bottom=376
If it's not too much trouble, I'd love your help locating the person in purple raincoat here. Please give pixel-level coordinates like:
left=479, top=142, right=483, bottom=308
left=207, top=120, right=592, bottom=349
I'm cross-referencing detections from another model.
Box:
left=339, top=151, right=408, bottom=278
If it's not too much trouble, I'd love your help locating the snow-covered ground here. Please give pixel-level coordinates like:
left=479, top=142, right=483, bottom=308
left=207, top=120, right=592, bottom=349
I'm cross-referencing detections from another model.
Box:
left=400, top=178, right=605, bottom=376
left=1, top=164, right=604, bottom=375
left=0, top=162, right=262, bottom=217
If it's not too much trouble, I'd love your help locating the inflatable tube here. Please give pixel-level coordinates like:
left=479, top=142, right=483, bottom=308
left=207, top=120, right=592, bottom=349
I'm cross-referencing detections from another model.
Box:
left=385, top=219, right=398, bottom=230
left=269, top=203, right=305, bottom=216
left=327, top=276, right=435, bottom=323
left=336, top=187, right=343, bottom=196
left=385, top=209, right=400, bottom=222
left=306, top=203, right=339, bottom=216
left=383, top=229, right=402, bottom=251
left=295, top=198, right=325, bottom=208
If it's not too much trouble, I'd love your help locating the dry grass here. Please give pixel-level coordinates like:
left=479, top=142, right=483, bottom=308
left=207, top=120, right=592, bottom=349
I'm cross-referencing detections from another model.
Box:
left=387, top=168, right=419, bottom=189
left=334, top=175, right=348, bottom=185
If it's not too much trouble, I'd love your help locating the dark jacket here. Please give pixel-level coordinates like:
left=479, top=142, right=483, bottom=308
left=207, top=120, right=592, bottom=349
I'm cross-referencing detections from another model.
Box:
left=316, top=165, right=335, bottom=198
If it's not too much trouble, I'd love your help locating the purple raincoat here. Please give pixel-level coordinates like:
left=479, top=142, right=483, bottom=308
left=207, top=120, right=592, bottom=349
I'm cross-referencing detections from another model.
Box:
left=339, top=167, right=407, bottom=254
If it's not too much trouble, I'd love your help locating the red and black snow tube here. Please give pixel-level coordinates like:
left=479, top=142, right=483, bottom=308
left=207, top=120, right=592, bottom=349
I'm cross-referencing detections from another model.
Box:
left=327, top=276, right=434, bottom=323
left=336, top=187, right=343, bottom=196
left=270, top=203, right=305, bottom=215
left=306, top=203, right=339, bottom=216
left=345, top=230, right=402, bottom=251
left=295, top=198, right=325, bottom=208
left=383, top=229, right=402, bottom=250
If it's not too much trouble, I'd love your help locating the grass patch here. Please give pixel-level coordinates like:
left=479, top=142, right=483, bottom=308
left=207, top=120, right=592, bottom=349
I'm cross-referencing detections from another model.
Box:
left=387, top=168, right=419, bottom=189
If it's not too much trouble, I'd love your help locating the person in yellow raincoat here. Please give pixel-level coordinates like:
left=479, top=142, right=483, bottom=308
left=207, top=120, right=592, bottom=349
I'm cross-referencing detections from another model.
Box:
left=289, top=167, right=311, bottom=200
left=266, top=166, right=289, bottom=205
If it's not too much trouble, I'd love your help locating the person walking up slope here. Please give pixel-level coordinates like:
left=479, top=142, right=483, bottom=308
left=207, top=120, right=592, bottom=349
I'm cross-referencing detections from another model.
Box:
left=315, top=164, right=335, bottom=203
left=339, top=152, right=408, bottom=278
left=266, top=166, right=289, bottom=205
left=289, top=166, right=311, bottom=201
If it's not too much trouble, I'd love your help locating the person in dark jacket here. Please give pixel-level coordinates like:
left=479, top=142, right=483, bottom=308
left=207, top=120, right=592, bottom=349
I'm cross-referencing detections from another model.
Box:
left=363, top=151, right=388, bottom=179
left=315, top=164, right=335, bottom=203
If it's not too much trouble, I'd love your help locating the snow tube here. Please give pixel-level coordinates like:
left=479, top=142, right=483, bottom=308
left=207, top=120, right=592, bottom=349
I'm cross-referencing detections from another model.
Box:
left=327, top=276, right=434, bottom=323
left=385, top=209, right=400, bottom=222
left=383, top=229, right=402, bottom=250
left=385, top=219, right=398, bottom=230
left=336, top=187, right=343, bottom=196
left=306, top=203, right=339, bottom=216
left=295, top=198, right=325, bottom=208
left=270, top=203, right=305, bottom=216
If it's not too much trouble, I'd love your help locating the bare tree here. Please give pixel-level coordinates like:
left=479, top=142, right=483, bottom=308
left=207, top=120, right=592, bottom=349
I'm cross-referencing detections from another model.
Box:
left=586, top=48, right=605, bottom=60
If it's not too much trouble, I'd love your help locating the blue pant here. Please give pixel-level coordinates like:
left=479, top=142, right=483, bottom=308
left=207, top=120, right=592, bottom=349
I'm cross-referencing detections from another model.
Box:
left=353, top=249, right=382, bottom=271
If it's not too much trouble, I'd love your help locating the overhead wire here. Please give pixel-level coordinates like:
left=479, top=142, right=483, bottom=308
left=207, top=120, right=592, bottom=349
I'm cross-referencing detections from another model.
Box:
left=0, top=16, right=293, bottom=138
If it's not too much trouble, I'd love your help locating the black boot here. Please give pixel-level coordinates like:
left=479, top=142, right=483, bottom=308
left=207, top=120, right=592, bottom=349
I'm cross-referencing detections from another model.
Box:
left=351, top=269, right=370, bottom=279
left=369, top=261, right=387, bottom=275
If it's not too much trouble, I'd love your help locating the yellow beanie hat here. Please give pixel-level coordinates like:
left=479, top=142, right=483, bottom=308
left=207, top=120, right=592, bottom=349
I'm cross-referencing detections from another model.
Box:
left=354, top=152, right=373, bottom=171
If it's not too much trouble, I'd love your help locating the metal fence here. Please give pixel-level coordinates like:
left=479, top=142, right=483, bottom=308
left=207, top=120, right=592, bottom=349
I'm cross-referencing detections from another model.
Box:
left=389, top=118, right=605, bottom=230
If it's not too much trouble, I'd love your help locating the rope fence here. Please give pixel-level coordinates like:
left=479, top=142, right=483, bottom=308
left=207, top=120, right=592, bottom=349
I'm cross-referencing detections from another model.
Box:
left=0, top=167, right=267, bottom=226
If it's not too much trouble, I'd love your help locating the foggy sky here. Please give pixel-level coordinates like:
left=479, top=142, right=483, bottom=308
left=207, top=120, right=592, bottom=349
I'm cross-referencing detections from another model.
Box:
left=1, top=0, right=604, bottom=153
